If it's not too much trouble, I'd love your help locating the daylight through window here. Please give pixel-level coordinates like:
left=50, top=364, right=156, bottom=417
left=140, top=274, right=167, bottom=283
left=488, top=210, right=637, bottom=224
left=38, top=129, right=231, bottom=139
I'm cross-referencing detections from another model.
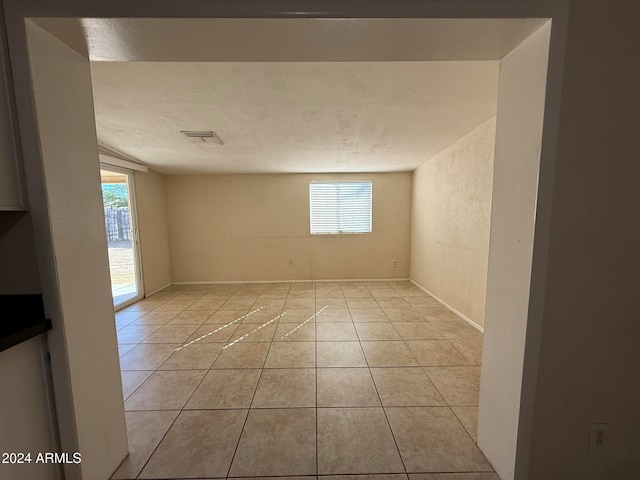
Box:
left=309, top=181, right=372, bottom=234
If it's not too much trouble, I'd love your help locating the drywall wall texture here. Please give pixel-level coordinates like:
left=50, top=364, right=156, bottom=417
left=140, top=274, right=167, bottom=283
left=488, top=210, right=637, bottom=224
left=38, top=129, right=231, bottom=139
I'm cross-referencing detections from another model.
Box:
left=165, top=173, right=411, bottom=282
left=410, top=116, right=496, bottom=328
left=26, top=21, right=128, bottom=479
left=134, top=169, right=172, bottom=294
left=527, top=1, right=640, bottom=478
left=477, top=23, right=550, bottom=480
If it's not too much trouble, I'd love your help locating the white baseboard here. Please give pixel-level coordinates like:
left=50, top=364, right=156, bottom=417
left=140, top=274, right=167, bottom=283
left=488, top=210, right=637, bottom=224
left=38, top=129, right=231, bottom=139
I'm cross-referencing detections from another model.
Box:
left=145, top=283, right=172, bottom=296
left=410, top=280, right=484, bottom=333
left=172, top=280, right=299, bottom=285
left=171, top=278, right=410, bottom=285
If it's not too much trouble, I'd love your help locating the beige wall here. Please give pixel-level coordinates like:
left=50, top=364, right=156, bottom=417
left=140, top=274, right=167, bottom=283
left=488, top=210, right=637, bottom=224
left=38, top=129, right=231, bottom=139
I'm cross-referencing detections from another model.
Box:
left=134, top=169, right=172, bottom=294
left=26, top=21, right=127, bottom=479
left=410, top=116, right=495, bottom=328
left=526, top=1, right=640, bottom=478
left=165, top=173, right=411, bottom=282
left=10, top=2, right=640, bottom=480
left=477, top=22, right=551, bottom=480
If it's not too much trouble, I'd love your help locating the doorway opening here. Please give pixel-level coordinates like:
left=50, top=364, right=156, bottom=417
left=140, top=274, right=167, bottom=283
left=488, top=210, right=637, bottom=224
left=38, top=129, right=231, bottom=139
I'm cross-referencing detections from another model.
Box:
left=100, top=166, right=143, bottom=309
left=11, top=4, right=564, bottom=480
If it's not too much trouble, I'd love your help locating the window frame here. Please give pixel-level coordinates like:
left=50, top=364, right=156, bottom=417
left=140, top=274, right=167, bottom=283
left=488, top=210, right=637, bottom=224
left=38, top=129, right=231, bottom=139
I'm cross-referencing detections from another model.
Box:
left=309, top=180, right=373, bottom=235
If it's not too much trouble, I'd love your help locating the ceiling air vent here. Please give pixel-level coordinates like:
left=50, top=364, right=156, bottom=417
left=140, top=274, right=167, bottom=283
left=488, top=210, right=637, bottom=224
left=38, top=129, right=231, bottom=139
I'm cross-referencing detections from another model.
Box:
left=181, top=130, right=224, bottom=145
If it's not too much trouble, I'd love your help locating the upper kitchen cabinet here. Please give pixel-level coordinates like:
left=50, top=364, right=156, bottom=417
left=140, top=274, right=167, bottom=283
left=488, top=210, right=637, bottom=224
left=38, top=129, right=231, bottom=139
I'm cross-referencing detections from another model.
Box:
left=0, top=18, right=25, bottom=211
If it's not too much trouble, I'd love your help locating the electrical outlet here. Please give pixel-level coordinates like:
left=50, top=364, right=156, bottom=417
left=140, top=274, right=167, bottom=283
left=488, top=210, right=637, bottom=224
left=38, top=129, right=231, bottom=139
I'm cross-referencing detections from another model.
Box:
left=392, top=259, right=398, bottom=268
left=589, top=423, right=608, bottom=450
left=288, top=259, right=295, bottom=267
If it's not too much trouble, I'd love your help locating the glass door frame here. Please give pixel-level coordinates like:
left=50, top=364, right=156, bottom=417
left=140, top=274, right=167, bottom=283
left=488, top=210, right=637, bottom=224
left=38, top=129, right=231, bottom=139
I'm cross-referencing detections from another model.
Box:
left=100, top=163, right=144, bottom=310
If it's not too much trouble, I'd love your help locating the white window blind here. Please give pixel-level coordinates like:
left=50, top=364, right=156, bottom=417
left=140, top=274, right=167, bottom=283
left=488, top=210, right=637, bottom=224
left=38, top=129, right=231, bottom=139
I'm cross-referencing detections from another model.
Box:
left=309, top=181, right=372, bottom=234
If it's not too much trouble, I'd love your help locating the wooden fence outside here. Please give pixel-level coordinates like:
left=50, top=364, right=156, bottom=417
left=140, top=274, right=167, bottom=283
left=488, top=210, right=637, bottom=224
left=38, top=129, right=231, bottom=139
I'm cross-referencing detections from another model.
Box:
left=104, top=208, right=131, bottom=242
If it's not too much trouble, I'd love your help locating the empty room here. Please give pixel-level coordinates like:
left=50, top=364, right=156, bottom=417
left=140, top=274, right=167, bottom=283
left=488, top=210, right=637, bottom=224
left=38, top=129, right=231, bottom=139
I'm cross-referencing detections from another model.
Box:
left=7, top=2, right=637, bottom=480
left=99, top=55, right=499, bottom=478
left=104, top=54, right=500, bottom=480
left=10, top=14, right=548, bottom=479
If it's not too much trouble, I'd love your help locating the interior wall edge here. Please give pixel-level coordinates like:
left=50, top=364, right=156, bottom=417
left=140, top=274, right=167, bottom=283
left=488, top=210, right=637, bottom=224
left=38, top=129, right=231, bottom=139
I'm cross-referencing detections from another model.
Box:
left=409, top=278, right=484, bottom=332
left=171, top=278, right=411, bottom=285
left=409, top=116, right=496, bottom=328
left=411, top=112, right=499, bottom=173
left=144, top=282, right=173, bottom=297
left=24, top=19, right=128, bottom=479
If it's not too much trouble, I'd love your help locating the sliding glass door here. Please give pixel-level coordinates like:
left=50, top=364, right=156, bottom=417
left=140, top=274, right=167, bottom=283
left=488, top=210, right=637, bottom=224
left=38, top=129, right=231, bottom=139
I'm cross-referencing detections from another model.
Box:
left=100, top=166, right=143, bottom=309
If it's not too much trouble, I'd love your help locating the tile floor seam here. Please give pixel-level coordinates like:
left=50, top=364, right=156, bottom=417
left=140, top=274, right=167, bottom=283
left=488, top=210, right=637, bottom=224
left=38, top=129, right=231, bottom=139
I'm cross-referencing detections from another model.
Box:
left=117, top=325, right=163, bottom=344
left=129, top=306, right=259, bottom=477
left=315, top=291, right=319, bottom=477
left=118, top=340, right=146, bottom=396
left=448, top=339, right=481, bottom=366
left=156, top=329, right=230, bottom=370
left=422, top=366, right=481, bottom=409
left=450, top=405, right=481, bottom=446
left=132, top=408, right=182, bottom=479
left=116, top=281, right=489, bottom=479
left=388, top=309, right=436, bottom=371
left=225, top=301, right=285, bottom=478
left=355, top=309, right=409, bottom=477
left=121, top=371, right=158, bottom=404
left=421, top=366, right=456, bottom=410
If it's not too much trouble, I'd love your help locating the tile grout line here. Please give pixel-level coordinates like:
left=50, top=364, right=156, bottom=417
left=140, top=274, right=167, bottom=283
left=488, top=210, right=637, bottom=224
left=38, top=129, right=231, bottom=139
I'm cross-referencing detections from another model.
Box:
left=118, top=298, right=184, bottom=408
left=131, top=409, right=179, bottom=479
left=175, top=306, right=266, bottom=352
left=420, top=364, right=484, bottom=448
left=129, top=288, right=254, bottom=477
left=125, top=296, right=241, bottom=478
left=384, top=287, right=485, bottom=449
left=121, top=329, right=198, bottom=405
left=123, top=404, right=480, bottom=412
left=447, top=338, right=481, bottom=366
left=117, top=281, right=487, bottom=479
left=223, top=298, right=286, bottom=478
left=221, top=311, right=287, bottom=350
left=362, top=283, right=410, bottom=476
left=131, top=327, right=231, bottom=477
left=122, top=404, right=482, bottom=412
left=314, top=292, right=319, bottom=476
left=449, top=405, right=482, bottom=446
left=128, top=309, right=201, bottom=479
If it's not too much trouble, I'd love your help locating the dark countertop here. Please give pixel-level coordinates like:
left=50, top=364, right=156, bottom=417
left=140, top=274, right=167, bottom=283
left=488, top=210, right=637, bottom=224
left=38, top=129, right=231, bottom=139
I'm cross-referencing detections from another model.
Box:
left=0, top=294, right=51, bottom=352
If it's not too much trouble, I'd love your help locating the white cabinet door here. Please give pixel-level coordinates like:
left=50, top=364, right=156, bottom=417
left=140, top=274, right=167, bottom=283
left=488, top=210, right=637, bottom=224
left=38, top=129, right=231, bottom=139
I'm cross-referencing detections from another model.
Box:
left=0, top=24, right=23, bottom=211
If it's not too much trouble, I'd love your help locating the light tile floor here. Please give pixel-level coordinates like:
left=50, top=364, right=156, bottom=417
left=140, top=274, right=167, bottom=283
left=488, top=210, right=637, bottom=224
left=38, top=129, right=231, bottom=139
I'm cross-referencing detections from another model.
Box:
left=111, top=281, right=497, bottom=480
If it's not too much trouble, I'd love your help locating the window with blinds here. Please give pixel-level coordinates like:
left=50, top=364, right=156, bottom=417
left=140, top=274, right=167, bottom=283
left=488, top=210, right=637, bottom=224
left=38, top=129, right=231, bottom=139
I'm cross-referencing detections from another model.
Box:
left=309, top=181, right=372, bottom=234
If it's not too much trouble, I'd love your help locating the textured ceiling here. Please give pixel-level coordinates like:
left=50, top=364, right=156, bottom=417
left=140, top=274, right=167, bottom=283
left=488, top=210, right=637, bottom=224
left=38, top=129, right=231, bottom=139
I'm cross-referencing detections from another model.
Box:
left=33, top=17, right=544, bottom=174
left=90, top=61, right=498, bottom=174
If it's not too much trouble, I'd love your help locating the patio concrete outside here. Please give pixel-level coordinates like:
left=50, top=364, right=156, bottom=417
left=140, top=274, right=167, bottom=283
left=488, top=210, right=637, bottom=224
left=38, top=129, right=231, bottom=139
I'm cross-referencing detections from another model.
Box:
left=108, top=240, right=137, bottom=305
